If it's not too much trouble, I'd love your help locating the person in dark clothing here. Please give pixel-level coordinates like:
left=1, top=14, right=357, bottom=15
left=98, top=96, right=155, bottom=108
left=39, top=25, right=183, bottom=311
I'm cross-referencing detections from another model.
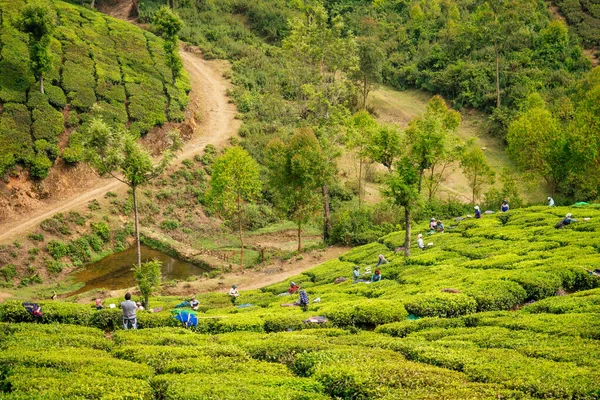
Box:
left=555, top=213, right=578, bottom=229
left=501, top=200, right=509, bottom=212
left=295, top=289, right=309, bottom=311
left=474, top=206, right=481, bottom=219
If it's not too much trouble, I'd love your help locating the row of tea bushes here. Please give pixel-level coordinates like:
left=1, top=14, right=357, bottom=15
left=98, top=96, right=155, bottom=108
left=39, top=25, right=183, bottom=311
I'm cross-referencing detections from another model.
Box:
left=0, top=0, right=190, bottom=176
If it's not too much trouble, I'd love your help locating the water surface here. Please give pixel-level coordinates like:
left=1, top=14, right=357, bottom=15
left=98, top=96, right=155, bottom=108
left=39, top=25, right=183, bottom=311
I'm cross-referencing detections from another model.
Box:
left=69, top=245, right=208, bottom=296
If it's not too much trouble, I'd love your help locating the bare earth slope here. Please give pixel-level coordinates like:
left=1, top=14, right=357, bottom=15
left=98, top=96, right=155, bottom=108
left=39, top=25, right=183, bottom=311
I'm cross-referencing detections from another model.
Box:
left=0, top=47, right=240, bottom=243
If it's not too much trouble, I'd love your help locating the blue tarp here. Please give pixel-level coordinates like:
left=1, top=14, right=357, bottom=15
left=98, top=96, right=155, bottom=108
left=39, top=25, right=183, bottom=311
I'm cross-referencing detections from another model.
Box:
left=173, top=311, right=198, bottom=327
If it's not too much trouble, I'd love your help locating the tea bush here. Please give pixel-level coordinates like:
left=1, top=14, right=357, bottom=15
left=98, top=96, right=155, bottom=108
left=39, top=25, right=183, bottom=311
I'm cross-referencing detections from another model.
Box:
left=0, top=0, right=190, bottom=178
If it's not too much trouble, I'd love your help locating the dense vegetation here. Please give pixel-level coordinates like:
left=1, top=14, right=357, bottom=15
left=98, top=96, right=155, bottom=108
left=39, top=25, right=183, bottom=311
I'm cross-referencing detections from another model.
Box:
left=1, top=205, right=600, bottom=398
left=555, top=0, right=600, bottom=48
left=0, top=0, right=190, bottom=178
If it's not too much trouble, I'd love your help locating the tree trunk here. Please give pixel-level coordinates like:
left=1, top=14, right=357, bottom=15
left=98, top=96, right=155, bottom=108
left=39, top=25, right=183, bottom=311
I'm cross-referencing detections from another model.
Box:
left=358, top=157, right=363, bottom=207
left=39, top=75, right=44, bottom=94
left=144, top=293, right=149, bottom=310
left=237, top=194, right=244, bottom=271
left=132, top=184, right=141, bottom=267
left=418, top=168, right=424, bottom=194
left=322, top=185, right=331, bottom=242
left=494, top=39, right=500, bottom=109
left=297, top=222, right=302, bottom=252
left=90, top=0, right=95, bottom=9
left=363, top=73, right=368, bottom=110
left=168, top=0, right=174, bottom=9
left=404, top=206, right=411, bottom=257
left=132, top=0, right=140, bottom=16
left=472, top=173, right=477, bottom=205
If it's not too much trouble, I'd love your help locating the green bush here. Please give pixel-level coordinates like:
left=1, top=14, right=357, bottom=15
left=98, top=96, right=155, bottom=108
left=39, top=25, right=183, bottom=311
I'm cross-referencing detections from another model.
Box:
left=91, top=221, right=110, bottom=242
left=47, top=240, right=69, bottom=260
left=0, top=264, right=17, bottom=282
left=45, top=84, right=67, bottom=108
left=404, top=293, right=478, bottom=318
left=466, top=280, right=528, bottom=312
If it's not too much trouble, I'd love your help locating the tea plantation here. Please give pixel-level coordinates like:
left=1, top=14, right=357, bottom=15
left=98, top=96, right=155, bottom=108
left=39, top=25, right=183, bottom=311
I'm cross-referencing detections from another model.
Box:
left=1, top=206, right=600, bottom=399
left=0, top=0, right=190, bottom=177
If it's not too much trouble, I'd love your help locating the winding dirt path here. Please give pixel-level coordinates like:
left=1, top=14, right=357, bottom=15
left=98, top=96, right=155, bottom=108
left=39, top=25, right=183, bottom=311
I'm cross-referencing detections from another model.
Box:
left=0, top=47, right=239, bottom=244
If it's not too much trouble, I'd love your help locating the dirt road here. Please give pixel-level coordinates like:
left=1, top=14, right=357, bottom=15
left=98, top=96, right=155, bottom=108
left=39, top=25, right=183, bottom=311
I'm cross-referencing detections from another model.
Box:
left=0, top=48, right=239, bottom=244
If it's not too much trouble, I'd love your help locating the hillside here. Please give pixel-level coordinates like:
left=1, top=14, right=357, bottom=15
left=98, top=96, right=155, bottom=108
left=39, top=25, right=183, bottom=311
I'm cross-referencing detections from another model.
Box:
left=1, top=205, right=600, bottom=398
left=555, top=0, right=600, bottom=50
left=0, top=0, right=190, bottom=178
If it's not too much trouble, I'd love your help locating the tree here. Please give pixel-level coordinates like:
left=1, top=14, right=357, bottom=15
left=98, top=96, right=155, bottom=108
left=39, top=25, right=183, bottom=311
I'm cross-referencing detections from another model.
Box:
left=384, top=158, right=420, bottom=257
left=83, top=119, right=182, bottom=267
left=17, top=1, right=56, bottom=94
left=207, top=147, right=262, bottom=270
left=405, top=95, right=461, bottom=194
left=460, top=145, right=495, bottom=205
left=368, top=124, right=402, bottom=172
left=265, top=129, right=328, bottom=251
left=132, top=259, right=162, bottom=309
left=153, top=7, right=183, bottom=83
left=354, top=36, right=385, bottom=109
left=346, top=111, right=378, bottom=207
left=506, top=106, right=565, bottom=195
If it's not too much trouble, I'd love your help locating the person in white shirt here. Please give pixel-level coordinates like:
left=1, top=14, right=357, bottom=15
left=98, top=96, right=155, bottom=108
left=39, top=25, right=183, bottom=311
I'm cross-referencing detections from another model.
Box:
left=228, top=284, right=239, bottom=305
left=417, top=234, right=425, bottom=250
left=548, top=197, right=555, bottom=207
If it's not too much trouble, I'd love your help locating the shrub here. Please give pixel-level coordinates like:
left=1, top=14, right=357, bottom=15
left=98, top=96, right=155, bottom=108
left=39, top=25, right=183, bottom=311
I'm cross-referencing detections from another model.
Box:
left=91, top=221, right=110, bottom=242
left=0, top=264, right=17, bottom=282
left=45, top=260, right=64, bottom=274
left=466, top=280, right=528, bottom=312
left=28, top=233, right=44, bottom=242
left=47, top=240, right=69, bottom=260
left=404, top=293, right=478, bottom=318
left=160, top=219, right=180, bottom=231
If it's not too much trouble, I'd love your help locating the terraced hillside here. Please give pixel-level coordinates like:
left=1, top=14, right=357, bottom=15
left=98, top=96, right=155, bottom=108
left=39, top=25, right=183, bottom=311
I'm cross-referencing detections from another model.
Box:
left=0, top=0, right=190, bottom=177
left=1, top=205, right=600, bottom=398
left=555, top=0, right=600, bottom=48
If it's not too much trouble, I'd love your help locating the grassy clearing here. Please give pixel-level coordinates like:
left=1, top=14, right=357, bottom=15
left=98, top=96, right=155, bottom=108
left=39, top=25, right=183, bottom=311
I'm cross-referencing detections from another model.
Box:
left=368, top=87, right=547, bottom=203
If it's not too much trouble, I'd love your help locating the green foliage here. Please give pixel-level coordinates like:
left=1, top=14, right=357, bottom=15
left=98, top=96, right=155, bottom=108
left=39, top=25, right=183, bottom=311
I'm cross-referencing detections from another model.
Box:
left=404, top=292, right=478, bottom=318
left=91, top=221, right=110, bottom=242
left=0, top=1, right=189, bottom=178
left=46, top=240, right=68, bottom=260
left=27, top=233, right=44, bottom=242
left=133, top=259, right=163, bottom=309
left=265, top=129, right=329, bottom=251
left=0, top=264, right=17, bottom=282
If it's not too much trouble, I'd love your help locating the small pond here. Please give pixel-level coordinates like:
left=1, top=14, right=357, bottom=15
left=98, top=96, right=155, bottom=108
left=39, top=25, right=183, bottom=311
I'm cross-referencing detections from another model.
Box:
left=69, top=245, right=209, bottom=296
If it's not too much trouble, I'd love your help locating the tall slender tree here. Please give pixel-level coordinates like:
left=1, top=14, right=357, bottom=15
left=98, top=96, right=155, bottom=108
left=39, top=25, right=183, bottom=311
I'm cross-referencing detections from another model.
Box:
left=384, top=158, right=420, bottom=257
left=17, top=1, right=56, bottom=94
left=83, top=119, right=182, bottom=267
left=265, top=129, right=328, bottom=251
left=207, top=147, right=262, bottom=270
left=153, top=7, right=183, bottom=83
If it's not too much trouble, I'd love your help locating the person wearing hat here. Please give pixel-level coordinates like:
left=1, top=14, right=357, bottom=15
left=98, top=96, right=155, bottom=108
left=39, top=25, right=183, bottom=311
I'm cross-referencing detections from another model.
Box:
left=228, top=284, right=239, bottom=305
left=555, top=213, right=578, bottom=229
left=136, top=301, right=145, bottom=311
left=417, top=234, right=425, bottom=250
left=548, top=197, right=555, bottom=207
left=190, top=296, right=199, bottom=311
left=288, top=282, right=300, bottom=294
left=501, top=200, right=509, bottom=212
left=474, top=206, right=481, bottom=219
left=376, top=254, right=388, bottom=267
left=436, top=220, right=445, bottom=232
